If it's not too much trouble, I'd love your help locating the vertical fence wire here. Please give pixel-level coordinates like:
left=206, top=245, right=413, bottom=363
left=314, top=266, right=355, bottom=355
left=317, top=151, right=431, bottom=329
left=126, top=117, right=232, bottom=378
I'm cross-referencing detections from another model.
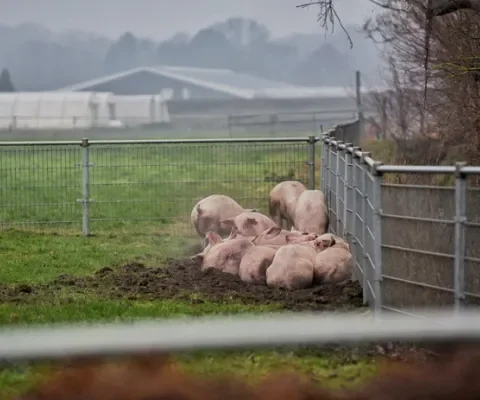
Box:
left=307, top=136, right=316, bottom=190
left=335, top=142, right=342, bottom=235
left=361, top=154, right=371, bottom=306
left=371, top=163, right=384, bottom=315
left=454, top=162, right=467, bottom=313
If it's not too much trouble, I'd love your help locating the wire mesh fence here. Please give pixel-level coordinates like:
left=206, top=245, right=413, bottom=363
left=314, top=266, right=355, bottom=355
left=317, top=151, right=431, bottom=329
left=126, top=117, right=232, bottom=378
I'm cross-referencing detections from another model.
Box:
left=322, top=122, right=480, bottom=317
left=0, top=137, right=320, bottom=235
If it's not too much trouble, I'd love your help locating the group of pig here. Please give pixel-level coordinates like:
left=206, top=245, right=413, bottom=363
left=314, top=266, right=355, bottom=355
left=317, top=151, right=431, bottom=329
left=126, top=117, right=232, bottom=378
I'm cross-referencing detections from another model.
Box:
left=189, top=180, right=353, bottom=290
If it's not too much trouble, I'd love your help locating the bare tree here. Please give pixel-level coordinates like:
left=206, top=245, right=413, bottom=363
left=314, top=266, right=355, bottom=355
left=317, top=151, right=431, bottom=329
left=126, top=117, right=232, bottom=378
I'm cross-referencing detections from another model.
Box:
left=299, top=0, right=480, bottom=166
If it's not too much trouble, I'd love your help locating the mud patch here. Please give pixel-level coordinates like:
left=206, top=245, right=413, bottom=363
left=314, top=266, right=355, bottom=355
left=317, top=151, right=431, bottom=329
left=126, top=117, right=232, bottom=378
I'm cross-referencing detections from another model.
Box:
left=1, top=259, right=363, bottom=312
left=53, top=259, right=364, bottom=311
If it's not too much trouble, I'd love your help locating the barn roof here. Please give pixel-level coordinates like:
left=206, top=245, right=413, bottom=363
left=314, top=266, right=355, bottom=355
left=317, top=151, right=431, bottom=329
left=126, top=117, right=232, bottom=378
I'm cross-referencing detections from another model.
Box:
left=56, top=66, right=298, bottom=99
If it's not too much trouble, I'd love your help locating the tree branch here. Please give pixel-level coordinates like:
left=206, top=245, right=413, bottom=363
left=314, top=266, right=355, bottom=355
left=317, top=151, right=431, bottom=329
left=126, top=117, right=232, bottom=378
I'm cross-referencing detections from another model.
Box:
left=427, top=0, right=480, bottom=17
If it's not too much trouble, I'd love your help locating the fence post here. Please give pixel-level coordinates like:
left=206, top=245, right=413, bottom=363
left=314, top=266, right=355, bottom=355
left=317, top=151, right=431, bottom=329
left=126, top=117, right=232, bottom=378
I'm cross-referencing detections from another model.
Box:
left=335, top=141, right=343, bottom=236
left=351, top=146, right=361, bottom=282
left=80, top=138, right=91, bottom=236
left=327, top=140, right=334, bottom=232
left=371, top=161, right=384, bottom=317
left=307, top=135, right=316, bottom=190
left=355, top=70, right=364, bottom=143
left=343, top=143, right=353, bottom=242
left=454, top=162, right=467, bottom=314
left=360, top=151, right=371, bottom=306
left=320, top=135, right=327, bottom=193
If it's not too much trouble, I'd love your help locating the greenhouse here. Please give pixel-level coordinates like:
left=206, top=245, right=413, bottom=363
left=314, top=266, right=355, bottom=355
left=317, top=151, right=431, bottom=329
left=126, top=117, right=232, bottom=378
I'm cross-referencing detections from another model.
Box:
left=0, top=91, right=171, bottom=130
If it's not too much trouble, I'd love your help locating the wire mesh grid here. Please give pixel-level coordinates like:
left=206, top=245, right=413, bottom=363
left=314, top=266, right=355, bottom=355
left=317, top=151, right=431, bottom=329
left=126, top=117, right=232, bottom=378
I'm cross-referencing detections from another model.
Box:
left=380, top=183, right=459, bottom=313
left=464, top=186, right=480, bottom=305
left=0, top=144, right=81, bottom=229
left=0, top=140, right=311, bottom=235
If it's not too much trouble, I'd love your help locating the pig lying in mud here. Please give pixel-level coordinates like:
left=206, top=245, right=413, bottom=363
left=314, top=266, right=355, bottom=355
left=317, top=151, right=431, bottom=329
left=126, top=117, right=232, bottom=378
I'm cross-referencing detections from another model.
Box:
left=266, top=235, right=333, bottom=290
left=229, top=226, right=318, bottom=246
left=238, top=231, right=320, bottom=285
left=268, top=180, right=306, bottom=230
left=238, top=245, right=278, bottom=285
left=190, top=231, right=254, bottom=276
left=313, top=233, right=353, bottom=285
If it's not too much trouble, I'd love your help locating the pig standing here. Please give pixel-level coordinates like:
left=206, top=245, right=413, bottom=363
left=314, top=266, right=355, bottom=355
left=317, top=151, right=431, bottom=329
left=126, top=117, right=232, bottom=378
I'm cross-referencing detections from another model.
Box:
left=190, top=231, right=254, bottom=276
left=220, top=211, right=277, bottom=237
left=239, top=245, right=279, bottom=285
left=190, top=195, right=256, bottom=248
left=292, top=190, right=329, bottom=234
left=266, top=238, right=328, bottom=290
left=269, top=181, right=306, bottom=230
left=313, top=233, right=353, bottom=285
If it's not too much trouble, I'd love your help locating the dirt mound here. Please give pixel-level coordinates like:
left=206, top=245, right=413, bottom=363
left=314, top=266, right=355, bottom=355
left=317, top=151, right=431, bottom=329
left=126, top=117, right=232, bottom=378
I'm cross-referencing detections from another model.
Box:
left=13, top=259, right=362, bottom=312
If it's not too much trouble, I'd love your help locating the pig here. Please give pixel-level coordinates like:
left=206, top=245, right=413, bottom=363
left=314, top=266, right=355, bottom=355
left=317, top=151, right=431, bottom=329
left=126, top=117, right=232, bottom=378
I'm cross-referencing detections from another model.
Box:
left=190, top=231, right=254, bottom=276
left=190, top=194, right=256, bottom=248
left=265, top=238, right=327, bottom=290
left=220, top=211, right=277, bottom=238
left=269, top=181, right=307, bottom=230
left=251, top=226, right=318, bottom=246
left=292, top=189, right=329, bottom=234
left=313, top=233, right=353, bottom=285
left=238, top=245, right=279, bottom=285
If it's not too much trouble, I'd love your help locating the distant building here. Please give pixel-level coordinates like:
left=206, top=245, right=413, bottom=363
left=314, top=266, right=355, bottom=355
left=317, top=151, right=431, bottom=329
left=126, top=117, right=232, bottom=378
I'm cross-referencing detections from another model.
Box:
left=56, top=66, right=377, bottom=133
left=56, top=66, right=299, bottom=100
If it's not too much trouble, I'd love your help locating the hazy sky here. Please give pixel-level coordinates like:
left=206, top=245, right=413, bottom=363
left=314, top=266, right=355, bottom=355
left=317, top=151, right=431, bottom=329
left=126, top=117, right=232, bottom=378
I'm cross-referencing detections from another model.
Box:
left=0, top=0, right=379, bottom=40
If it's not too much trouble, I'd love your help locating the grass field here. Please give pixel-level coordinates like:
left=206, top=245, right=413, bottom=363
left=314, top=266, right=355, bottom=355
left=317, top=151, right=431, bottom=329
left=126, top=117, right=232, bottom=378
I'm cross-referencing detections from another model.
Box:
left=0, top=137, right=380, bottom=399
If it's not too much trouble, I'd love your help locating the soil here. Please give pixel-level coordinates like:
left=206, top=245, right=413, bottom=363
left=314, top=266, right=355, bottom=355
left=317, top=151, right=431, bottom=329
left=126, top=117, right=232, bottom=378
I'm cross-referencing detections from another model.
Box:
left=0, top=258, right=364, bottom=312
left=0, top=259, right=443, bottom=364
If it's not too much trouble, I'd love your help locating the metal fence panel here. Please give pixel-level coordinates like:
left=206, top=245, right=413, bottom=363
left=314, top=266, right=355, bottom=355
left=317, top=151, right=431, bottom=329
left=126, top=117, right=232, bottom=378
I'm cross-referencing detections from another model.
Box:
left=465, top=187, right=480, bottom=306
left=380, top=184, right=456, bottom=313
left=321, top=124, right=480, bottom=317
left=0, top=144, right=82, bottom=229
left=337, top=147, right=346, bottom=237
left=328, top=145, right=338, bottom=235
left=0, top=138, right=314, bottom=235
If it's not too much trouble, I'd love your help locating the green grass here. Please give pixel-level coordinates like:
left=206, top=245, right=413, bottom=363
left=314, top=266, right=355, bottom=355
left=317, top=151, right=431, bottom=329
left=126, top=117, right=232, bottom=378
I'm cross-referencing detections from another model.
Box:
left=0, top=138, right=378, bottom=398
left=0, top=228, right=195, bottom=283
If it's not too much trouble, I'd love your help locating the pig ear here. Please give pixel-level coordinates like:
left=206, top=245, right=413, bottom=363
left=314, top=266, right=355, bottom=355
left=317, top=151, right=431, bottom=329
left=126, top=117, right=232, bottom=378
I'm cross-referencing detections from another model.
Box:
left=246, top=217, right=258, bottom=225
left=206, top=231, right=223, bottom=246
left=190, top=253, right=204, bottom=264
left=317, top=238, right=332, bottom=250
left=220, top=218, right=235, bottom=228
left=290, top=226, right=298, bottom=232
left=285, top=234, right=299, bottom=243
left=264, top=226, right=282, bottom=239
